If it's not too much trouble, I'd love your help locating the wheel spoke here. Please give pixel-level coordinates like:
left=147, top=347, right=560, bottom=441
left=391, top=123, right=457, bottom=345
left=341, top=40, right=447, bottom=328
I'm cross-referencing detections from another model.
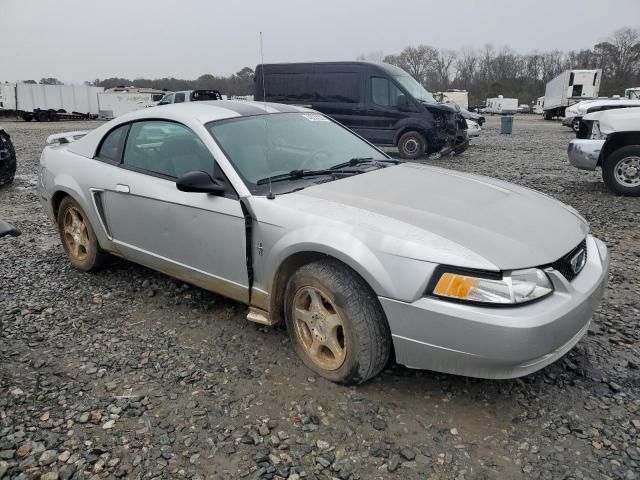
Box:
left=324, top=336, right=345, bottom=362
left=324, top=313, right=342, bottom=331
left=308, top=337, right=322, bottom=357
left=307, top=289, right=323, bottom=312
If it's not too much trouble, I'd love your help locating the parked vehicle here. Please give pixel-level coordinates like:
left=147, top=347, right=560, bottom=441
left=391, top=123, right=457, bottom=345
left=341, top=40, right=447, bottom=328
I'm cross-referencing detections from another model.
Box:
left=518, top=104, right=531, bottom=114
left=157, top=90, right=222, bottom=105
left=0, top=128, right=16, bottom=187
left=39, top=101, right=608, bottom=384
left=254, top=62, right=468, bottom=159
left=435, top=90, right=468, bottom=109
left=624, top=88, right=640, bottom=100
left=534, top=96, right=545, bottom=115
left=466, top=119, right=481, bottom=137
left=459, top=106, right=485, bottom=126
left=564, top=98, right=640, bottom=133
left=485, top=96, right=518, bottom=115
left=98, top=87, right=168, bottom=119
left=0, top=83, right=103, bottom=122
left=0, top=218, right=20, bottom=238
left=543, top=70, right=602, bottom=120
left=568, top=107, right=640, bottom=196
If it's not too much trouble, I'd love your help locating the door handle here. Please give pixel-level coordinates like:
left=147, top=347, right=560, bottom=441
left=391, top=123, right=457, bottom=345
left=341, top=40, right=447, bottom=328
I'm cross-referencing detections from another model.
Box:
left=115, top=184, right=130, bottom=193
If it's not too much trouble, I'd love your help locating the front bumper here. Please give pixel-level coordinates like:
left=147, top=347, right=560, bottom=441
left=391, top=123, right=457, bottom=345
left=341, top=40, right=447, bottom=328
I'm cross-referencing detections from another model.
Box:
left=562, top=115, right=577, bottom=127
left=380, top=235, right=609, bottom=379
left=568, top=139, right=604, bottom=171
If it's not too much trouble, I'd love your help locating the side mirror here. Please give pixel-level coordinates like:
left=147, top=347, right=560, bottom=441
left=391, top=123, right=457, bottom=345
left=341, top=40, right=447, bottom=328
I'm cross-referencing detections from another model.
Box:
left=176, top=171, right=226, bottom=194
left=397, top=94, right=410, bottom=111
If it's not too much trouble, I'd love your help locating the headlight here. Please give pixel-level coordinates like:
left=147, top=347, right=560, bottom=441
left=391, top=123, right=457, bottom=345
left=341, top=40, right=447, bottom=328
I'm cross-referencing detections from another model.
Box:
left=431, top=268, right=553, bottom=305
left=590, top=120, right=607, bottom=140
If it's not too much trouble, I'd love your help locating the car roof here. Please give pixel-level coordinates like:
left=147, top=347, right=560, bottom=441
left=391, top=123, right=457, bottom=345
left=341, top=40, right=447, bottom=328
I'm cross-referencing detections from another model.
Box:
left=67, top=101, right=314, bottom=158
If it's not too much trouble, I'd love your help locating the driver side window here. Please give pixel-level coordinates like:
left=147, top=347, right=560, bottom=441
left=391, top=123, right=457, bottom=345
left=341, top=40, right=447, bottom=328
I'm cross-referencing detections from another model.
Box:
left=122, top=121, right=215, bottom=179
left=371, top=77, right=402, bottom=108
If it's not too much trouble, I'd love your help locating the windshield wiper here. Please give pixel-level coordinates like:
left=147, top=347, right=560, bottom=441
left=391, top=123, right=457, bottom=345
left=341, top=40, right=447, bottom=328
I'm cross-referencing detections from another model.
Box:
left=256, top=158, right=398, bottom=185
left=329, top=157, right=399, bottom=170
left=256, top=169, right=339, bottom=185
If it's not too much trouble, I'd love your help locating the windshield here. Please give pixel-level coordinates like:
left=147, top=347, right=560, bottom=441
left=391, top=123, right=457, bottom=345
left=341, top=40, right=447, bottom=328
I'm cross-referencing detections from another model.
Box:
left=207, top=113, right=386, bottom=191
left=394, top=75, right=436, bottom=103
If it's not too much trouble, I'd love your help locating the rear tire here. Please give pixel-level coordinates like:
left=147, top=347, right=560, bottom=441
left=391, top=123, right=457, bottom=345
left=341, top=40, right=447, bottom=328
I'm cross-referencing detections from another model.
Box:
left=572, top=118, right=581, bottom=132
left=397, top=131, right=426, bottom=159
left=57, top=197, right=110, bottom=271
left=602, top=146, right=640, bottom=196
left=284, top=259, right=392, bottom=385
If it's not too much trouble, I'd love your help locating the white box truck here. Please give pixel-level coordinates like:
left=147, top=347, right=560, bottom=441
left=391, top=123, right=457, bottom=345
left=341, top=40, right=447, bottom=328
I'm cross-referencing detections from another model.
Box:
left=0, top=83, right=104, bottom=121
left=542, top=69, right=602, bottom=120
left=485, top=95, right=518, bottom=115
left=98, top=87, right=167, bottom=119
left=533, top=96, right=545, bottom=114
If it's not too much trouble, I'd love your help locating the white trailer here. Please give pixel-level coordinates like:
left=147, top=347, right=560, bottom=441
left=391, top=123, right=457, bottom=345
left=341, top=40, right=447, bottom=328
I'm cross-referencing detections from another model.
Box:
left=98, top=88, right=167, bottom=119
left=485, top=95, right=518, bottom=115
left=435, top=90, right=469, bottom=109
left=542, top=69, right=602, bottom=120
left=533, top=96, right=545, bottom=114
left=0, top=83, right=104, bottom=121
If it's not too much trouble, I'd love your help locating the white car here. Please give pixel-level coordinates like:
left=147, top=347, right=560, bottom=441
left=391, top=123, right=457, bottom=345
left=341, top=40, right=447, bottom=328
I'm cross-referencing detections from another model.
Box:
left=466, top=119, right=481, bottom=137
left=563, top=98, right=640, bottom=132
left=568, top=106, right=640, bottom=196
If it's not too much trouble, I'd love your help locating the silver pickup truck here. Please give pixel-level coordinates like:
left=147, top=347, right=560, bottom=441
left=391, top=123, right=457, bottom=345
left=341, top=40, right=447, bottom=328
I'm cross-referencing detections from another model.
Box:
left=568, top=107, right=640, bottom=196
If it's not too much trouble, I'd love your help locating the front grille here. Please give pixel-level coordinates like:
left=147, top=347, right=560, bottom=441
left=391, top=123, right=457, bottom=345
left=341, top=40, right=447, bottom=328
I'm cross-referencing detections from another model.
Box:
left=543, top=238, right=587, bottom=282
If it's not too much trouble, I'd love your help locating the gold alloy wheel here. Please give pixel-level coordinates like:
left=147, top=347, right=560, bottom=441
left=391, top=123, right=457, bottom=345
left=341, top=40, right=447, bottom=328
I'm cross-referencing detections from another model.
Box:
left=292, top=286, right=347, bottom=371
left=62, top=206, right=90, bottom=261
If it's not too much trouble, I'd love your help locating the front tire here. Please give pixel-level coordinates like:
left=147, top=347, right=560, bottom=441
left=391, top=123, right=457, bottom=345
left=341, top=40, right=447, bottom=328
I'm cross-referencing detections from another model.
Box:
left=284, top=260, right=391, bottom=385
left=602, top=146, right=640, bottom=196
left=57, top=197, right=109, bottom=271
left=397, top=131, right=426, bottom=159
left=572, top=118, right=581, bottom=132
left=0, top=130, right=17, bottom=187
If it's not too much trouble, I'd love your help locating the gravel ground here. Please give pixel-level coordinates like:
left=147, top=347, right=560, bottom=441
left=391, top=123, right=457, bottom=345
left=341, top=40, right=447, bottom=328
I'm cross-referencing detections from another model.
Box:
left=0, top=116, right=639, bottom=480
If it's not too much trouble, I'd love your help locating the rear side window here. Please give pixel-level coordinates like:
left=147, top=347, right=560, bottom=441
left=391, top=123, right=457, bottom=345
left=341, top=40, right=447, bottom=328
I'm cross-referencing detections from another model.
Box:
left=266, top=72, right=360, bottom=103
left=174, top=92, right=185, bottom=103
left=122, top=121, right=215, bottom=179
left=96, top=124, right=128, bottom=162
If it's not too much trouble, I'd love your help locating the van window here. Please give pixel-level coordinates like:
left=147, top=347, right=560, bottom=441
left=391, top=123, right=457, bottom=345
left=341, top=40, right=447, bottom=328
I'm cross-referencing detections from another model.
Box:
left=371, top=77, right=403, bottom=108
left=174, top=92, right=186, bottom=103
left=267, top=73, right=360, bottom=103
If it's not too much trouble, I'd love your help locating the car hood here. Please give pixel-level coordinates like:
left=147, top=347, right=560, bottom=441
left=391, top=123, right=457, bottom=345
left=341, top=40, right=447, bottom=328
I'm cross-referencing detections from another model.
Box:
left=290, top=163, right=588, bottom=270
left=583, top=106, right=640, bottom=134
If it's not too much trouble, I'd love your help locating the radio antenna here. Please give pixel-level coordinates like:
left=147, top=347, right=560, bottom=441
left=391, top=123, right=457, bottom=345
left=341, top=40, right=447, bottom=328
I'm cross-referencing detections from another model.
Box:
left=260, top=31, right=275, bottom=200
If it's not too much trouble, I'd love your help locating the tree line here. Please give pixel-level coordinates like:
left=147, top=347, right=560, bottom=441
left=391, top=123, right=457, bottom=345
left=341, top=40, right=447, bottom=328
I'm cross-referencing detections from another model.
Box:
left=91, top=67, right=255, bottom=95
left=6, top=27, right=639, bottom=107
left=371, top=27, right=640, bottom=106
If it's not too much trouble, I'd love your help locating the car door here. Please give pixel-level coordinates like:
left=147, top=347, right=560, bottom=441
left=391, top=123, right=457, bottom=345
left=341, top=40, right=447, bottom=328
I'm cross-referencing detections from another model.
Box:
left=99, top=120, right=249, bottom=303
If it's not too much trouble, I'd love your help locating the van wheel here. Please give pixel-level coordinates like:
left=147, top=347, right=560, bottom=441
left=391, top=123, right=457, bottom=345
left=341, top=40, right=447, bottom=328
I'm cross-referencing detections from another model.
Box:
left=284, top=259, right=391, bottom=385
left=602, top=146, right=640, bottom=196
left=57, top=197, right=110, bottom=271
left=398, top=131, right=426, bottom=159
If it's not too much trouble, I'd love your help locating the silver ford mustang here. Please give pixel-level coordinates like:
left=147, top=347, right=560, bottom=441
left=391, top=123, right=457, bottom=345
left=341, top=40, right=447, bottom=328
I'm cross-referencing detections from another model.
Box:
left=38, top=101, right=609, bottom=384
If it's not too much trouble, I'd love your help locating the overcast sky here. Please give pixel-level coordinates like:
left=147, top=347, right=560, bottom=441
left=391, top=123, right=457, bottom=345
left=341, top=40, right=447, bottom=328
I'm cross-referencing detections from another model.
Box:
left=1, top=0, right=638, bottom=84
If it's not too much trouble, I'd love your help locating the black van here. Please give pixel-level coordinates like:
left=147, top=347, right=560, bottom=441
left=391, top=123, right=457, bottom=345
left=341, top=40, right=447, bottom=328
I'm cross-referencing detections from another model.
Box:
left=254, top=62, right=467, bottom=159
